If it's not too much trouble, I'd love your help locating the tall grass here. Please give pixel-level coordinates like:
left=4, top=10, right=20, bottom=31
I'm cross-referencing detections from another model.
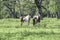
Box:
left=0, top=18, right=60, bottom=28
left=0, top=18, right=60, bottom=40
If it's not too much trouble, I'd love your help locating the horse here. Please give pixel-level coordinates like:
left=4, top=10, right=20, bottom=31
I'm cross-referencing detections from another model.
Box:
left=33, top=14, right=40, bottom=25
left=20, top=14, right=31, bottom=26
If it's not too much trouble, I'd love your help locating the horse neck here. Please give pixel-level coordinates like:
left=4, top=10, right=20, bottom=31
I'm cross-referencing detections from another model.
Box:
left=26, top=15, right=30, bottom=18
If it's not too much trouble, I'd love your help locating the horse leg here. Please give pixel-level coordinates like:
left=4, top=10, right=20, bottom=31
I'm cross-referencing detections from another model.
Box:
left=21, top=19, right=23, bottom=26
left=27, top=21, right=29, bottom=27
left=21, top=22, right=23, bottom=26
left=27, top=19, right=30, bottom=27
left=37, top=17, right=40, bottom=25
left=33, top=19, right=35, bottom=25
left=38, top=17, right=40, bottom=22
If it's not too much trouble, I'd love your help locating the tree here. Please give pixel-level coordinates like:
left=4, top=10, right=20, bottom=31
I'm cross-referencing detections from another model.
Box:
left=55, top=0, right=60, bottom=18
left=34, top=0, right=47, bottom=19
left=3, top=0, right=18, bottom=18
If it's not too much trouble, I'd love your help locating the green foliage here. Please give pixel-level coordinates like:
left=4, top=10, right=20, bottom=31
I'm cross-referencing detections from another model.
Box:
left=49, top=0, right=56, bottom=13
left=0, top=0, right=60, bottom=18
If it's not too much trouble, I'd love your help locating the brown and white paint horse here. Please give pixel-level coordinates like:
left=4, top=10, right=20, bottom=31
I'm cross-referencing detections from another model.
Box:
left=20, top=14, right=30, bottom=26
left=33, top=14, right=40, bottom=25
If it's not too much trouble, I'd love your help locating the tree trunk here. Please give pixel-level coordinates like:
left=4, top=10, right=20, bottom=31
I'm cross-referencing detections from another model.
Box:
left=47, top=11, right=51, bottom=18
left=57, top=11, right=60, bottom=19
left=34, top=0, right=43, bottom=19
left=38, top=8, right=43, bottom=19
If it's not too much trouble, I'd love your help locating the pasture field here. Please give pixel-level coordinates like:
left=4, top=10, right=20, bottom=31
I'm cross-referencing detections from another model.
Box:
left=0, top=18, right=60, bottom=40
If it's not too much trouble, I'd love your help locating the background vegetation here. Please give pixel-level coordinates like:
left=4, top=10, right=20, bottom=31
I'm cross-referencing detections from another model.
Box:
left=0, top=0, right=60, bottom=18
left=0, top=0, right=60, bottom=40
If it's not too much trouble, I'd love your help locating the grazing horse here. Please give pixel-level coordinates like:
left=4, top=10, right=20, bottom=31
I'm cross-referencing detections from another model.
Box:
left=33, top=14, right=40, bottom=25
left=20, top=14, right=30, bottom=26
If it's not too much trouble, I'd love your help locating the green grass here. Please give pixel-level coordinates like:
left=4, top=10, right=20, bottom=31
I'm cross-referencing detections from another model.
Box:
left=0, top=18, right=60, bottom=40
left=0, top=28, right=60, bottom=40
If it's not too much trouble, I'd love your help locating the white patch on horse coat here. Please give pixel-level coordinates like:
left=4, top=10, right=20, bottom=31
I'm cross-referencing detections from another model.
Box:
left=33, top=16, right=38, bottom=19
left=23, top=15, right=30, bottom=22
